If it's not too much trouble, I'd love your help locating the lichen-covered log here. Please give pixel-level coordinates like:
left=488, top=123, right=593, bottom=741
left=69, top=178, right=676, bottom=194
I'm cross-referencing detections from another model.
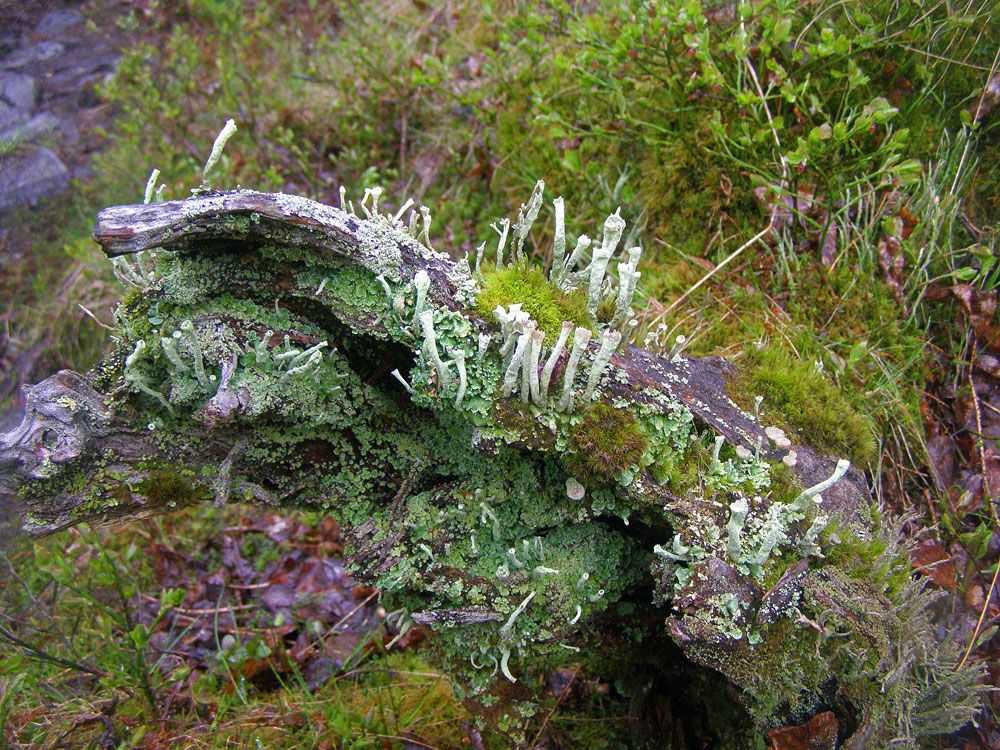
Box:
left=0, top=187, right=981, bottom=746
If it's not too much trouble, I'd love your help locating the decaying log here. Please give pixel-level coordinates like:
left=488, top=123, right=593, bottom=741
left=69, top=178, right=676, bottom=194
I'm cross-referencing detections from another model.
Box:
left=0, top=188, right=980, bottom=746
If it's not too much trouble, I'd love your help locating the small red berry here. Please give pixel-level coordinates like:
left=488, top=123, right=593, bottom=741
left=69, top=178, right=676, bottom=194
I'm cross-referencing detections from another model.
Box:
left=795, top=164, right=805, bottom=173
left=711, top=84, right=721, bottom=94
left=892, top=178, right=900, bottom=186
left=869, top=123, right=877, bottom=134
left=687, top=48, right=696, bottom=57
left=739, top=109, right=747, bottom=117
left=686, top=24, right=697, bottom=33
left=648, top=7, right=656, bottom=16
left=628, top=49, right=637, bottom=58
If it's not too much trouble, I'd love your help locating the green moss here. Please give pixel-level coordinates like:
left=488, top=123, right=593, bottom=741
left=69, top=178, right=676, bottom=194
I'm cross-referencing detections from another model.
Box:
left=135, top=467, right=210, bottom=508
left=639, top=134, right=758, bottom=261
left=114, top=286, right=155, bottom=341
left=727, top=344, right=877, bottom=467
left=663, top=438, right=712, bottom=496
left=562, top=403, right=648, bottom=482
left=475, top=263, right=590, bottom=344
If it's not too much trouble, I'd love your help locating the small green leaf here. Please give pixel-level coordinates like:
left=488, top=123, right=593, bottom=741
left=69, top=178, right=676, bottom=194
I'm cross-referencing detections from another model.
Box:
left=129, top=624, right=149, bottom=648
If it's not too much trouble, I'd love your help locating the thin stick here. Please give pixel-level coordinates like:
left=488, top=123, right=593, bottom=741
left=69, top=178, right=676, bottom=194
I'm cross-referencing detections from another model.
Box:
left=529, top=666, right=579, bottom=748
left=950, top=44, right=1000, bottom=196
left=662, top=224, right=773, bottom=316
left=0, top=623, right=105, bottom=677
left=957, top=557, right=1000, bottom=670
left=968, top=339, right=999, bottom=525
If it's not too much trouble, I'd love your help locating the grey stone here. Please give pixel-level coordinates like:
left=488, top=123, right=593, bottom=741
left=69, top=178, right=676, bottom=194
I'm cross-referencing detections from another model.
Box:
left=0, top=71, right=37, bottom=131
left=0, top=147, right=69, bottom=208
left=35, top=9, right=85, bottom=38
left=0, top=72, right=36, bottom=110
left=2, top=41, right=64, bottom=70
left=0, top=110, right=58, bottom=143
left=0, top=105, right=28, bottom=135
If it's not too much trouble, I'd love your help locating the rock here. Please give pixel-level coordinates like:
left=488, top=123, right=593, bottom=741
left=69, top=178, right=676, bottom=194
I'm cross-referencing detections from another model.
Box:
left=0, top=71, right=36, bottom=110
left=0, top=71, right=36, bottom=131
left=34, top=9, right=84, bottom=38
left=0, top=110, right=58, bottom=143
left=2, top=40, right=64, bottom=70
left=0, top=147, right=69, bottom=208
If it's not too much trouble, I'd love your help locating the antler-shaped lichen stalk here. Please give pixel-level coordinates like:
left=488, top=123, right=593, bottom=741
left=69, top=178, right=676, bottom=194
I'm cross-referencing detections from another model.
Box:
left=540, top=321, right=574, bottom=402
left=418, top=309, right=452, bottom=387
left=726, top=496, right=749, bottom=561
left=179, top=320, right=211, bottom=391
left=202, top=118, right=237, bottom=185
left=144, top=169, right=160, bottom=205
left=451, top=348, right=468, bottom=408
left=502, top=322, right=535, bottom=398
left=558, top=326, right=593, bottom=412
left=549, top=196, right=566, bottom=282
left=412, top=270, right=431, bottom=327
left=526, top=328, right=545, bottom=405
left=476, top=333, right=491, bottom=366
left=554, top=234, right=591, bottom=289
left=587, top=209, right=625, bottom=318
left=511, top=180, right=545, bottom=264
left=610, top=247, right=642, bottom=330
left=790, top=458, right=851, bottom=511
left=161, top=332, right=189, bottom=372
left=497, top=306, right=530, bottom=368
left=583, top=329, right=622, bottom=401
left=493, top=218, right=511, bottom=268
left=474, top=241, right=487, bottom=276
left=419, top=205, right=432, bottom=249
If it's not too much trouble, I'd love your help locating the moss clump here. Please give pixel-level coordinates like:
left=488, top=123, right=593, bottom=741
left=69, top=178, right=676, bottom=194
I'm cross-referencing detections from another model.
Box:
left=727, top=345, right=877, bottom=466
left=136, top=467, right=210, bottom=508
left=476, top=263, right=590, bottom=344
left=563, top=403, right=648, bottom=481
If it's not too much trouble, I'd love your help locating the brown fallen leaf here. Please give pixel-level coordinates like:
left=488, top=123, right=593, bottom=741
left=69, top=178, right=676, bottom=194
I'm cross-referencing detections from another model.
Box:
left=925, top=432, right=956, bottom=491
left=968, top=75, right=1000, bottom=123
left=966, top=584, right=985, bottom=610
left=910, top=539, right=957, bottom=590
left=949, top=284, right=1000, bottom=353
left=767, top=711, right=838, bottom=750
left=820, top=224, right=838, bottom=266
left=878, top=235, right=904, bottom=305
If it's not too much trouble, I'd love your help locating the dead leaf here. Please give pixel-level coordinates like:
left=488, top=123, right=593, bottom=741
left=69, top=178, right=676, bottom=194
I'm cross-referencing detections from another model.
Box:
left=925, top=433, right=956, bottom=491
left=967, top=584, right=985, bottom=610
left=262, top=584, right=296, bottom=610
left=878, top=236, right=904, bottom=305
left=949, top=284, right=1000, bottom=353
left=767, top=711, right=838, bottom=750
left=968, top=75, right=1000, bottom=123
left=820, top=224, right=837, bottom=266
left=910, top=539, right=956, bottom=590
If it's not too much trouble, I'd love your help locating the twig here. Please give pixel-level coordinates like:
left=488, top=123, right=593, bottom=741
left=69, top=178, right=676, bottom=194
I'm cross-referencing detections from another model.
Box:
left=529, top=666, right=579, bottom=748
left=293, top=589, right=380, bottom=663
left=662, top=224, right=774, bottom=316
left=958, top=557, right=1000, bottom=671
left=968, top=339, right=999, bottom=525
left=138, top=594, right=257, bottom=616
left=950, top=44, right=1000, bottom=196
left=0, top=624, right=105, bottom=678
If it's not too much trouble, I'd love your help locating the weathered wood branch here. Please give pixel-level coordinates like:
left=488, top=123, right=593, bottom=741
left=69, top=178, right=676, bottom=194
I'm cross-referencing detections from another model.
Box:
left=0, top=189, right=979, bottom=746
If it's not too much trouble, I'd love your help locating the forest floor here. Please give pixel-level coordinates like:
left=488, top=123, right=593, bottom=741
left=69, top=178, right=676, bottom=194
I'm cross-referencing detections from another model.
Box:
left=1, top=1, right=999, bottom=748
